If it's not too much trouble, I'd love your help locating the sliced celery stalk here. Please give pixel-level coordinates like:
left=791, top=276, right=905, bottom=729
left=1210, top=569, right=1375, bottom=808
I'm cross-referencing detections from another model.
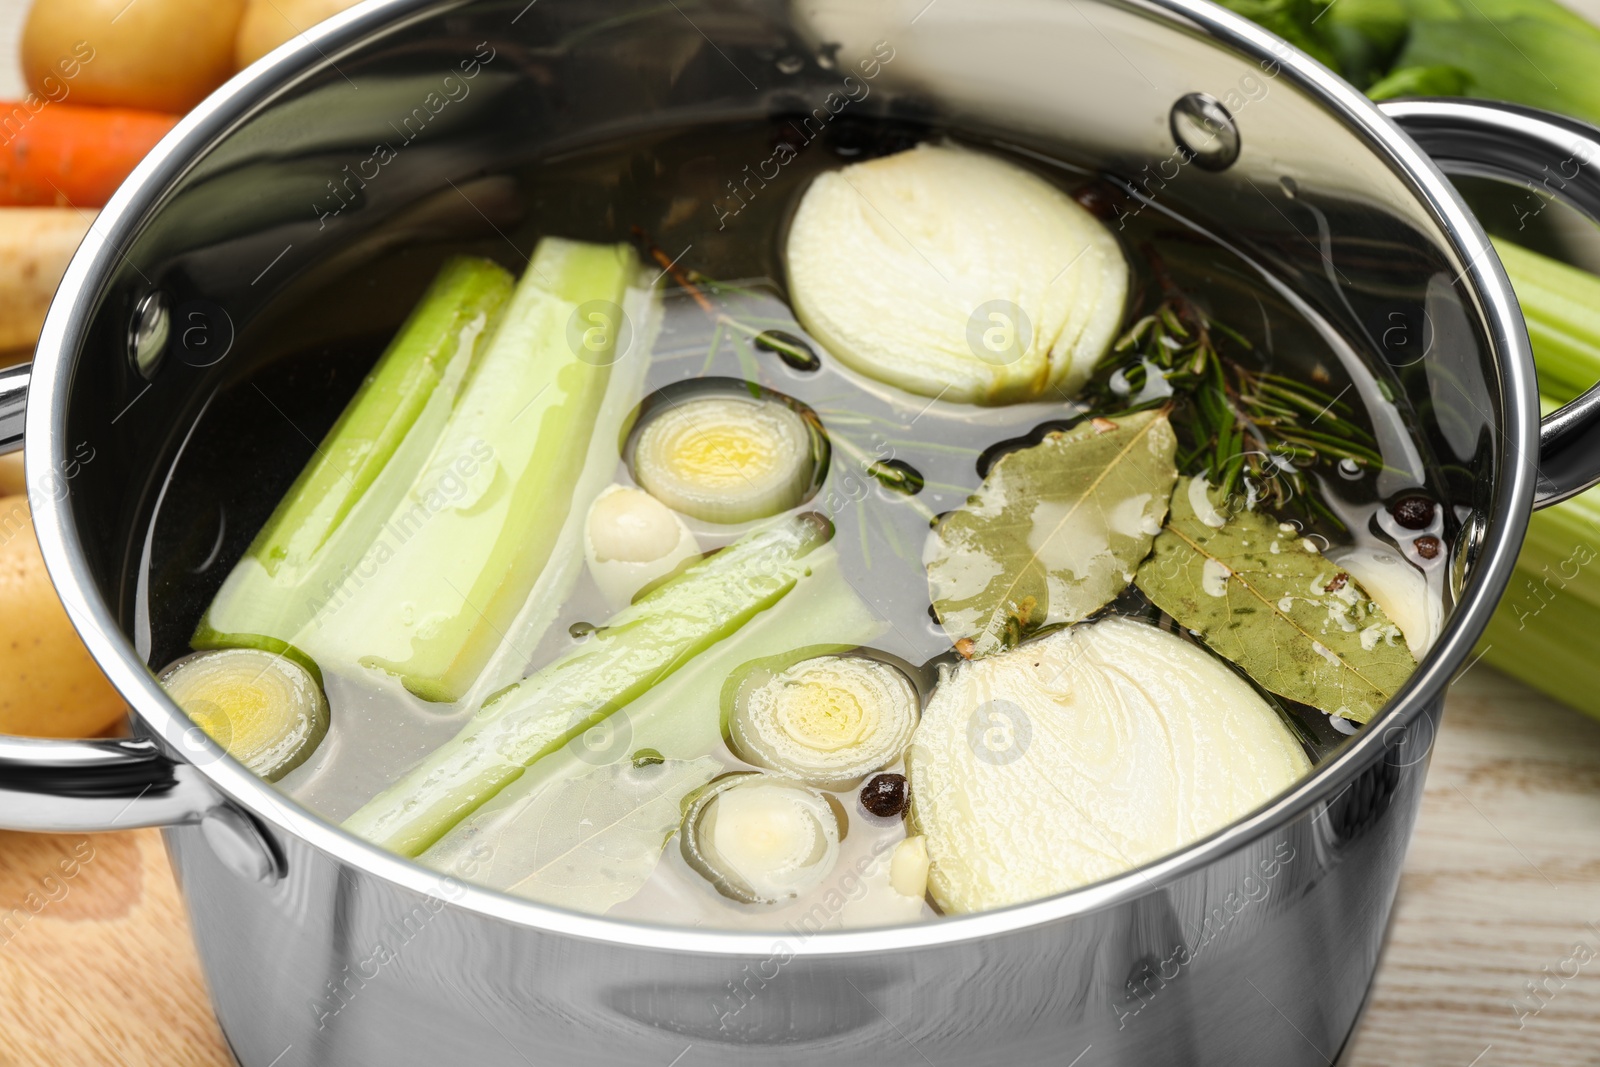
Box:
left=1494, top=238, right=1600, bottom=404
left=344, top=513, right=834, bottom=857
left=298, top=239, right=638, bottom=703
left=419, top=543, right=887, bottom=882
left=194, top=256, right=514, bottom=659
left=1479, top=238, right=1600, bottom=719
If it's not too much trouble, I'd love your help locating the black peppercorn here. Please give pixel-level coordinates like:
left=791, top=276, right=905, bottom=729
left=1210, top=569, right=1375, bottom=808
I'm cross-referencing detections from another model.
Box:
left=1391, top=495, right=1436, bottom=530
left=1413, top=535, right=1442, bottom=560
left=860, top=773, right=909, bottom=818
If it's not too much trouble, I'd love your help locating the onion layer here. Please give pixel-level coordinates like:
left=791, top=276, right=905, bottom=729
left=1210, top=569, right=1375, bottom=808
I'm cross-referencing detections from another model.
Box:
left=724, top=649, right=920, bottom=789
left=1330, top=546, right=1439, bottom=657
left=785, top=142, right=1128, bottom=405
left=627, top=381, right=827, bottom=524
left=681, top=773, right=842, bottom=904
left=907, top=617, right=1310, bottom=914
left=159, top=648, right=329, bottom=781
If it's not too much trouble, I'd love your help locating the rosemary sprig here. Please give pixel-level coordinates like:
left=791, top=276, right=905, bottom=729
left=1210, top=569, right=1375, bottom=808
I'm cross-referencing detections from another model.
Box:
left=1080, top=287, right=1380, bottom=527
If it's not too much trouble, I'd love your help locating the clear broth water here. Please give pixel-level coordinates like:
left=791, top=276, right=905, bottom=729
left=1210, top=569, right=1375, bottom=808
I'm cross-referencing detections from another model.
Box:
left=140, top=116, right=1444, bottom=929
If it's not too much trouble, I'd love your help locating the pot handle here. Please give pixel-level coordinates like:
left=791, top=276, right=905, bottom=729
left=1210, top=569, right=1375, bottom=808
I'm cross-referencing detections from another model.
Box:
left=0, top=735, right=222, bottom=832
left=1, top=361, right=25, bottom=453
left=1382, top=98, right=1600, bottom=509
left=1, top=361, right=270, bottom=869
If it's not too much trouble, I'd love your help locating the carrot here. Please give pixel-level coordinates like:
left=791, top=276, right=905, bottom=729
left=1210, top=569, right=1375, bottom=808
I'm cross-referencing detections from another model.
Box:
left=0, top=102, right=178, bottom=207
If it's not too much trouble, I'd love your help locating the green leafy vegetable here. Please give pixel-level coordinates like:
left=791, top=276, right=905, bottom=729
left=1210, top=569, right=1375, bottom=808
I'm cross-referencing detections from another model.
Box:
left=926, top=409, right=1178, bottom=657
left=1366, top=64, right=1471, bottom=99
left=1135, top=478, right=1416, bottom=722
left=1219, top=0, right=1600, bottom=125
left=343, top=512, right=833, bottom=857
left=1394, top=0, right=1600, bottom=124
left=422, top=757, right=722, bottom=913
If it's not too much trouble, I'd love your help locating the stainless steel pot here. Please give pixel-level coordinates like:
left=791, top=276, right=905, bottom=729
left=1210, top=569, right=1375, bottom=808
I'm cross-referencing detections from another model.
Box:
left=4, top=1, right=1600, bottom=1063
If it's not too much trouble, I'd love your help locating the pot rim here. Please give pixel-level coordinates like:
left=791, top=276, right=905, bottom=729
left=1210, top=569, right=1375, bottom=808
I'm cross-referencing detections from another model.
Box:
left=25, top=0, right=1536, bottom=956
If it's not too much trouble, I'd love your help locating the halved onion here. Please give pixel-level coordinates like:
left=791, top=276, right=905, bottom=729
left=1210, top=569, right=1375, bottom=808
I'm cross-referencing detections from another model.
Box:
left=626, top=380, right=828, bottom=524
left=785, top=142, right=1129, bottom=405
left=681, top=773, right=842, bottom=904
left=724, top=649, right=920, bottom=789
left=159, top=648, right=329, bottom=781
left=584, top=484, right=702, bottom=607
left=908, top=618, right=1310, bottom=914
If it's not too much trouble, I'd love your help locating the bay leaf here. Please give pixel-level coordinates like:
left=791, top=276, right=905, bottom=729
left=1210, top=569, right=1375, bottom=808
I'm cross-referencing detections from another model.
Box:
left=1134, top=478, right=1416, bottom=722
left=425, top=756, right=721, bottom=914
left=925, top=409, right=1178, bottom=657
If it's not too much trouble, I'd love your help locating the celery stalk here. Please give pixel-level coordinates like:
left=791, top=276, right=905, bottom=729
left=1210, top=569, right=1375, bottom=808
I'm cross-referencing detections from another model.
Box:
left=344, top=513, right=834, bottom=857
left=194, top=256, right=514, bottom=661
left=1477, top=238, right=1600, bottom=718
left=297, top=239, right=638, bottom=703
left=418, top=543, right=888, bottom=876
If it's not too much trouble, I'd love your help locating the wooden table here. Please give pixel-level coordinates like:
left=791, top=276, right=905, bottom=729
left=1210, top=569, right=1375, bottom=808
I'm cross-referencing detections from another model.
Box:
left=2, top=667, right=1598, bottom=1066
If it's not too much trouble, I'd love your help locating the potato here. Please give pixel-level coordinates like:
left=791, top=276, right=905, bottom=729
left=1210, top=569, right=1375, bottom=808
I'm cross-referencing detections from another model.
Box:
left=236, top=0, right=364, bottom=68
left=0, top=453, right=22, bottom=497
left=0, top=495, right=127, bottom=738
left=0, top=208, right=95, bottom=351
left=22, top=0, right=246, bottom=114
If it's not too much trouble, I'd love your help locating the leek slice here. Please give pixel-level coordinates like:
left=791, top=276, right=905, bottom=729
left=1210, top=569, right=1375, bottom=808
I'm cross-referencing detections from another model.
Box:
left=299, top=239, right=639, bottom=702
left=681, top=773, right=843, bottom=904
left=625, top=380, right=828, bottom=524
left=785, top=142, right=1128, bottom=405
left=724, top=650, right=919, bottom=789
left=344, top=512, right=833, bottom=857
left=160, top=649, right=328, bottom=781
left=193, top=256, right=513, bottom=657
left=908, top=617, right=1310, bottom=914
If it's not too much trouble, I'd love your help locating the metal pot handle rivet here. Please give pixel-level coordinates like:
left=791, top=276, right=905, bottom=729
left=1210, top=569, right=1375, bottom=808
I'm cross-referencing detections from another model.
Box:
left=128, top=290, right=169, bottom=381
left=1170, top=92, right=1241, bottom=172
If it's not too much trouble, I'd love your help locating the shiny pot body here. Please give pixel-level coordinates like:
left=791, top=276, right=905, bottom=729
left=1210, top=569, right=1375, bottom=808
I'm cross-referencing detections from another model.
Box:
left=174, top=742, right=1430, bottom=1066
left=5, top=0, right=1598, bottom=1064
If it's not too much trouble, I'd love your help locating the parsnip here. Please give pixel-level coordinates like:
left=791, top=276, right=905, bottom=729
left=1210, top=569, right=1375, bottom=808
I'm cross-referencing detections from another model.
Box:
left=0, top=209, right=94, bottom=351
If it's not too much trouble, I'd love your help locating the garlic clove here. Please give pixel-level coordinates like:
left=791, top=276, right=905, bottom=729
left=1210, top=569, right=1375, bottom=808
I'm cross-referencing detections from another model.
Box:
left=583, top=484, right=701, bottom=608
